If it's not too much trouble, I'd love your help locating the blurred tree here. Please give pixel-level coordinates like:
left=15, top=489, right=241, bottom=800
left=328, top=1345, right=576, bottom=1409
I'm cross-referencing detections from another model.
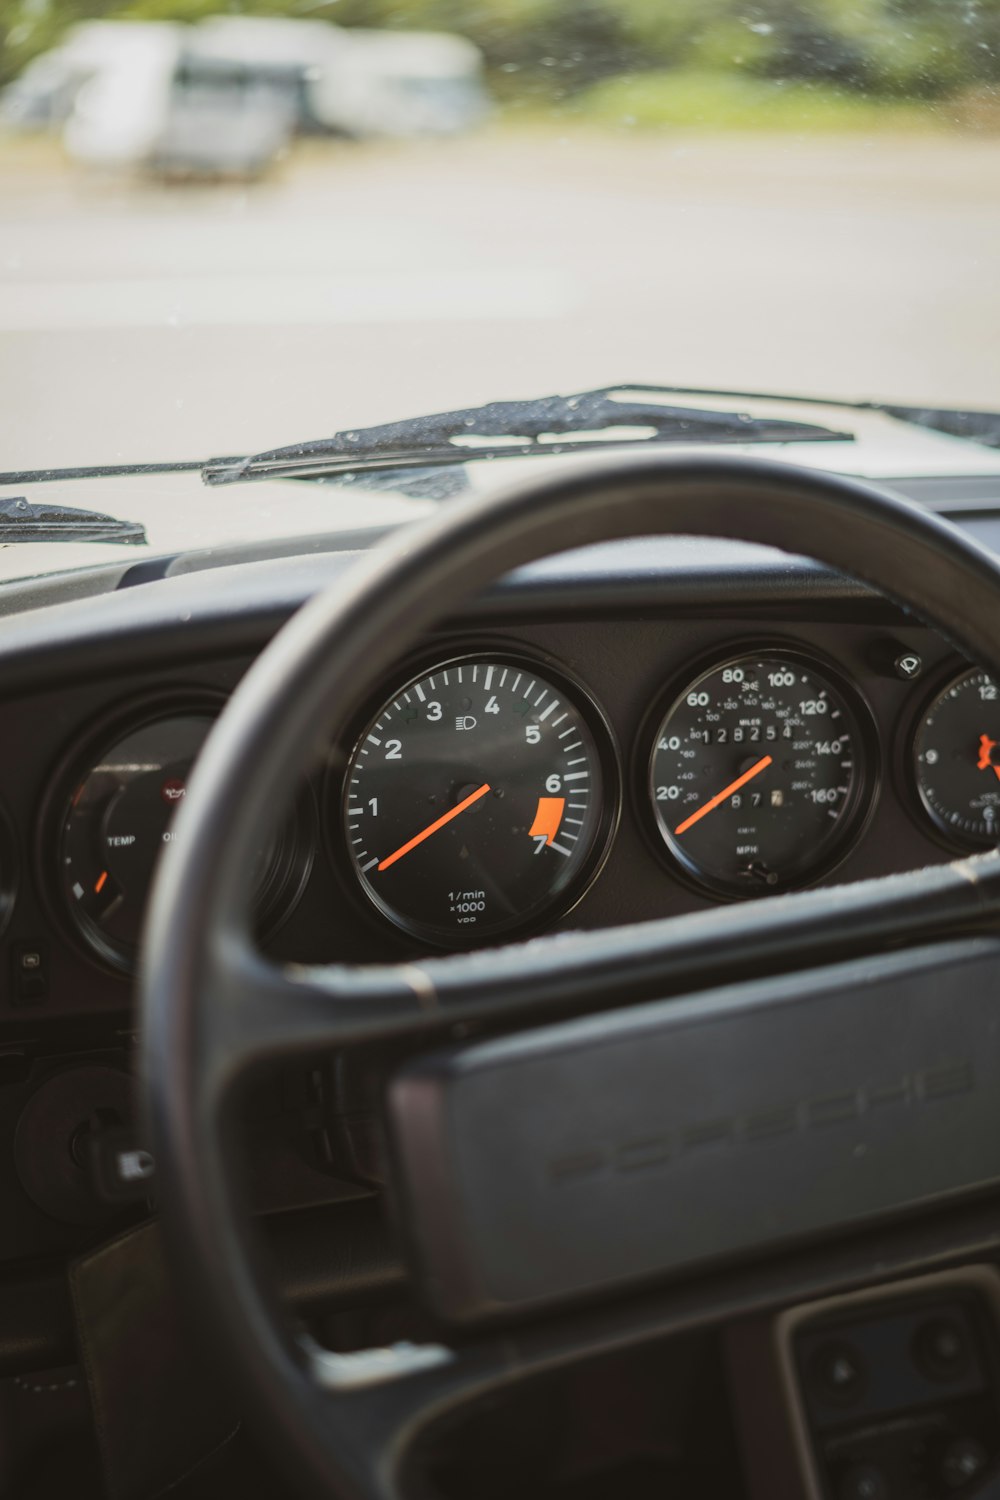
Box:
left=2, top=0, right=999, bottom=100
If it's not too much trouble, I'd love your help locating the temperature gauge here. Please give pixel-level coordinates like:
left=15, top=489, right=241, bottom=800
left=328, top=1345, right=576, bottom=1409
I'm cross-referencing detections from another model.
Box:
left=58, top=710, right=311, bottom=970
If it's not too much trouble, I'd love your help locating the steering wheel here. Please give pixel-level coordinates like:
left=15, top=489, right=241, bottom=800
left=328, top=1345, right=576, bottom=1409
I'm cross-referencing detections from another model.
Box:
left=141, top=454, right=1000, bottom=1500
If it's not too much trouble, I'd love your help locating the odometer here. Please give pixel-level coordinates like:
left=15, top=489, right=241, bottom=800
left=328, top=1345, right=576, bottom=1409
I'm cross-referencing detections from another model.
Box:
left=340, top=656, right=614, bottom=945
left=648, top=652, right=870, bottom=896
left=913, top=667, right=1000, bottom=846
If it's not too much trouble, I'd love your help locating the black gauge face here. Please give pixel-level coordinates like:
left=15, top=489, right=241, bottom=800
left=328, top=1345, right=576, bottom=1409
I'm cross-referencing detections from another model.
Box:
left=340, top=657, right=613, bottom=945
left=648, top=653, right=869, bottom=896
left=913, top=667, right=1000, bottom=847
left=59, top=713, right=310, bottom=969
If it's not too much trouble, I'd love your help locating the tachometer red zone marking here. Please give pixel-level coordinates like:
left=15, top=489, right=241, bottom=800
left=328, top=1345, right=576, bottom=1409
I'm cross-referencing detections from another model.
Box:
left=529, top=796, right=565, bottom=846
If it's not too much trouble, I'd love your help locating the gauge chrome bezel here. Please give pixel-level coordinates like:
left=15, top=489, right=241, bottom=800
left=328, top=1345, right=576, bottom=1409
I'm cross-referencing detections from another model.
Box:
left=39, top=690, right=314, bottom=975
left=325, top=644, right=621, bottom=951
left=636, top=642, right=880, bottom=901
left=905, top=659, right=1000, bottom=853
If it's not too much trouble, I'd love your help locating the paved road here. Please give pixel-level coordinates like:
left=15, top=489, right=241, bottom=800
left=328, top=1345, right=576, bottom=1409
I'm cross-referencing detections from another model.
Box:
left=1, top=129, right=999, bottom=470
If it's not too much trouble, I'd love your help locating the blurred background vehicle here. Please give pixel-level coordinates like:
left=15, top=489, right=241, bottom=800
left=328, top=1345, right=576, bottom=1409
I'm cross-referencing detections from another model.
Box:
left=2, top=19, right=180, bottom=145
left=309, top=27, right=490, bottom=138
left=1, top=13, right=490, bottom=175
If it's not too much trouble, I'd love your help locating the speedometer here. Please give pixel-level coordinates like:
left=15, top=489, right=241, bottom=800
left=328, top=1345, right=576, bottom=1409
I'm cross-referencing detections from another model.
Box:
left=339, top=655, right=616, bottom=946
left=647, top=651, right=872, bottom=897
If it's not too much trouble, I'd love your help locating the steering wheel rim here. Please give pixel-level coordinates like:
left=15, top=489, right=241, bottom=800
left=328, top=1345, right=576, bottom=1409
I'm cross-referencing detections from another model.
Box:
left=141, top=452, right=1000, bottom=1499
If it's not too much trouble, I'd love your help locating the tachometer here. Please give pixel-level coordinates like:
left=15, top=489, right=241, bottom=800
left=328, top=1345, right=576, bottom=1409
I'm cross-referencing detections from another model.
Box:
left=913, top=666, right=1000, bottom=846
left=339, top=656, right=616, bottom=946
left=647, top=651, right=871, bottom=896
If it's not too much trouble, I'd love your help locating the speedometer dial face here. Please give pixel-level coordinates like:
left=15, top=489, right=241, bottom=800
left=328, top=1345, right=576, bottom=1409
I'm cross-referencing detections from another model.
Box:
left=340, top=656, right=614, bottom=946
left=648, top=653, right=869, bottom=897
left=913, top=667, right=1000, bottom=846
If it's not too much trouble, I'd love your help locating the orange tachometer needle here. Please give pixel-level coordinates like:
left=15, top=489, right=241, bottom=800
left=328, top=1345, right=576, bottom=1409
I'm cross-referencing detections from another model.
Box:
left=674, top=754, right=773, bottom=837
left=377, top=782, right=491, bottom=872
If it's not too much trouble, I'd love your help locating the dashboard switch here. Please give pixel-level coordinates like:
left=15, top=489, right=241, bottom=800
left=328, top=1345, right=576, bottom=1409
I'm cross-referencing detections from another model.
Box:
left=12, top=943, right=47, bottom=1004
left=809, top=1341, right=867, bottom=1406
left=940, top=1437, right=988, bottom=1490
left=914, top=1317, right=973, bottom=1383
left=839, top=1464, right=890, bottom=1500
left=867, top=639, right=924, bottom=682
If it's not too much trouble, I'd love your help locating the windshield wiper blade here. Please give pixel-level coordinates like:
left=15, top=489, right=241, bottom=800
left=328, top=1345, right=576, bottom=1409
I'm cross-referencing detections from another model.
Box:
left=0, top=496, right=147, bottom=544
left=872, top=403, right=1000, bottom=451
left=0, top=459, right=210, bottom=486
left=201, top=385, right=853, bottom=487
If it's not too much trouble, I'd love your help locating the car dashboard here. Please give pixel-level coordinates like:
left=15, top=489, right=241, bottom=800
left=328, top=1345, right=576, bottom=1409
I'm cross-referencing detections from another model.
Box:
left=0, top=531, right=991, bottom=1005
left=0, top=505, right=998, bottom=1284
left=5, top=479, right=1000, bottom=1500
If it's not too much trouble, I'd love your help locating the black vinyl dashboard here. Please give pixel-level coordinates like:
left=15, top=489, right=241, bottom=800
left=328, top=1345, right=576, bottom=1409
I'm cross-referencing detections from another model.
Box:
left=0, top=522, right=997, bottom=1023
left=2, top=487, right=1000, bottom=1310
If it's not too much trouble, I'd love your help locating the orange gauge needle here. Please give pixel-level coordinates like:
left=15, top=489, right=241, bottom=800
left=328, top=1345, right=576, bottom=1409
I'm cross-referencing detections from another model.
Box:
left=977, top=734, right=1000, bottom=781
left=674, top=754, right=773, bottom=837
left=378, top=782, right=491, bottom=871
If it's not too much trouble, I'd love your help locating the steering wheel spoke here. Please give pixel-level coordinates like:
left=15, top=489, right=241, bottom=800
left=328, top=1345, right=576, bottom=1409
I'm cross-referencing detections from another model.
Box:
left=206, top=848, right=1000, bottom=1096
left=204, top=939, right=432, bottom=1083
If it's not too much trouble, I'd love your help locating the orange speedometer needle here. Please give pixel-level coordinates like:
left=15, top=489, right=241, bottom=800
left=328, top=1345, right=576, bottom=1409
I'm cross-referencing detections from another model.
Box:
left=378, top=782, right=491, bottom=872
left=674, top=754, right=773, bottom=837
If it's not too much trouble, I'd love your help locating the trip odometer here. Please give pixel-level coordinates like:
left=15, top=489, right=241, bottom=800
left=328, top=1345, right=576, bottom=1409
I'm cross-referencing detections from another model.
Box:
left=648, top=652, right=870, bottom=897
left=340, top=656, right=615, bottom=946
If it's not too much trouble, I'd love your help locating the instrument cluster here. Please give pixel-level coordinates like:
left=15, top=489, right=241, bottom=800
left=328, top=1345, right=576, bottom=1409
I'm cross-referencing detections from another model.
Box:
left=3, top=640, right=997, bottom=969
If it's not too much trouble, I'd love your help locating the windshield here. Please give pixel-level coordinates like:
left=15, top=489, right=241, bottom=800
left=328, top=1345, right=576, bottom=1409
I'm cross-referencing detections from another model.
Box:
left=1, top=1, right=999, bottom=577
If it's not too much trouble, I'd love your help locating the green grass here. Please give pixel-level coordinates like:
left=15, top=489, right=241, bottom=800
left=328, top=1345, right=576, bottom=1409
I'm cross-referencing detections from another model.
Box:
left=565, top=68, right=945, bottom=134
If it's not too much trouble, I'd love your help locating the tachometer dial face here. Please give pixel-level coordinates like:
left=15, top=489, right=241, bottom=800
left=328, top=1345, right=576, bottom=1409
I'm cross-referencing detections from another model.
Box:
left=913, top=667, right=1000, bottom=846
left=340, top=657, right=614, bottom=945
left=648, top=653, right=869, bottom=896
left=59, top=712, right=311, bottom=970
